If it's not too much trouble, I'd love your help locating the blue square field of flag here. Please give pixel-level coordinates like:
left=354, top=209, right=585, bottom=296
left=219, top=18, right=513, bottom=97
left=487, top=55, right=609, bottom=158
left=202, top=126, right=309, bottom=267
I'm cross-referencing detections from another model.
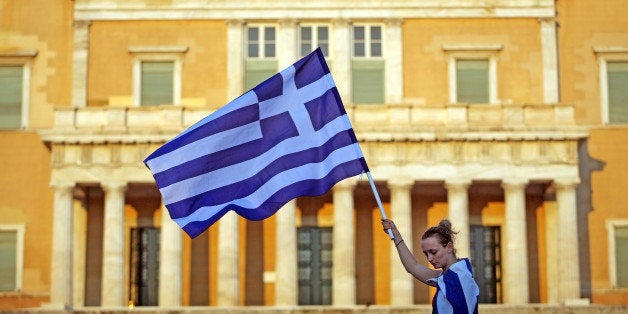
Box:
left=144, top=48, right=369, bottom=238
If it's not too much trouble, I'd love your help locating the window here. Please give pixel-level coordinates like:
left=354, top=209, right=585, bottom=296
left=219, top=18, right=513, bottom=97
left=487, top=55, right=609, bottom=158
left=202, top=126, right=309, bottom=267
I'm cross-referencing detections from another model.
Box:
left=299, top=25, right=330, bottom=58
left=456, top=59, right=490, bottom=104
left=0, top=225, right=25, bottom=292
left=352, top=24, right=384, bottom=104
left=606, top=61, right=628, bottom=124
left=444, top=44, right=502, bottom=104
left=607, top=220, right=628, bottom=288
left=129, top=46, right=187, bottom=107
left=245, top=25, right=278, bottom=91
left=140, top=61, right=174, bottom=106
left=0, top=65, right=28, bottom=129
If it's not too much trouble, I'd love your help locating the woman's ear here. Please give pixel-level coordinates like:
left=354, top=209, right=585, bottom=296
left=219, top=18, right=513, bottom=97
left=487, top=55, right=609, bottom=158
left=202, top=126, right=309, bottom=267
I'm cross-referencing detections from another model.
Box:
left=445, top=241, right=454, bottom=252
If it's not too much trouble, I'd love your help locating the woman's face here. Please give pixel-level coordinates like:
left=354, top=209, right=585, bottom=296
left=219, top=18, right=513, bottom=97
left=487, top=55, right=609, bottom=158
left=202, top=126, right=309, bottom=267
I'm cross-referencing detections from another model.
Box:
left=421, top=235, right=454, bottom=270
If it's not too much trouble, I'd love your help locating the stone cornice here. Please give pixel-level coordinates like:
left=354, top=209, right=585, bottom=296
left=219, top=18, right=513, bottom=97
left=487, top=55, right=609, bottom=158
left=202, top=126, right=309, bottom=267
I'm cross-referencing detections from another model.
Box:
left=74, top=0, right=555, bottom=21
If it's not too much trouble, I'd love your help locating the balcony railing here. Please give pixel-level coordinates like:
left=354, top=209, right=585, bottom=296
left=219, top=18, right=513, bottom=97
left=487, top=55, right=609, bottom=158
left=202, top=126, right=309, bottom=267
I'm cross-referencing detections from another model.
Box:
left=42, top=103, right=585, bottom=143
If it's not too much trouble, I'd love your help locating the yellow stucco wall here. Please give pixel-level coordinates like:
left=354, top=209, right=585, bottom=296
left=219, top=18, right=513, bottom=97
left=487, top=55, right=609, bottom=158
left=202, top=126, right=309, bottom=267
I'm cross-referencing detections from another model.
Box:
left=403, top=18, right=543, bottom=105
left=87, top=20, right=228, bottom=107
left=587, top=128, right=628, bottom=304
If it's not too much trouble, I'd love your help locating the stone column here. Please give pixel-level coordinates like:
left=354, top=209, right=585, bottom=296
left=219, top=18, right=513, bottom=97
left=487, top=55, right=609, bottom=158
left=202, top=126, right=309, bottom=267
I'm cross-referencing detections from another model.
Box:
left=502, top=179, right=529, bottom=304
left=445, top=179, right=471, bottom=258
left=226, top=19, right=244, bottom=99
left=72, top=20, right=91, bottom=107
left=332, top=19, right=351, bottom=102
left=540, top=18, right=559, bottom=103
left=389, top=178, right=414, bottom=305
left=73, top=188, right=87, bottom=308
left=332, top=179, right=357, bottom=305
left=100, top=181, right=127, bottom=307
left=49, top=181, right=75, bottom=309
left=158, top=203, right=182, bottom=306
left=554, top=178, right=581, bottom=302
left=278, top=19, right=298, bottom=69
left=217, top=211, right=239, bottom=306
left=275, top=200, right=297, bottom=305
left=385, top=18, right=403, bottom=104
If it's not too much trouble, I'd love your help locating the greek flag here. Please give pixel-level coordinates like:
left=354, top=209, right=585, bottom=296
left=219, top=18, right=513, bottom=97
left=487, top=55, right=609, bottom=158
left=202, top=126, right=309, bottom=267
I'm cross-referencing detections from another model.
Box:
left=144, top=48, right=369, bottom=238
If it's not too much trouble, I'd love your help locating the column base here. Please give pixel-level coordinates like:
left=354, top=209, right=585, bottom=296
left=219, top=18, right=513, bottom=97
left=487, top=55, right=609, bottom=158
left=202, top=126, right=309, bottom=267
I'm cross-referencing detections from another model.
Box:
left=563, top=298, right=590, bottom=306
left=41, top=302, right=73, bottom=310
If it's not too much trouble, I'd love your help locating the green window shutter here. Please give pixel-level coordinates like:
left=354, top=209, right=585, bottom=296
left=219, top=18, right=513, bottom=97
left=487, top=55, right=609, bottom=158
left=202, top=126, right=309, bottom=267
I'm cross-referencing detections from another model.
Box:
left=0, top=231, right=17, bottom=291
left=245, top=60, right=278, bottom=91
left=0, top=66, right=23, bottom=129
left=141, top=61, right=174, bottom=106
left=352, top=60, right=385, bottom=104
left=457, top=59, right=489, bottom=104
left=616, top=226, right=628, bottom=287
left=608, top=62, right=628, bottom=124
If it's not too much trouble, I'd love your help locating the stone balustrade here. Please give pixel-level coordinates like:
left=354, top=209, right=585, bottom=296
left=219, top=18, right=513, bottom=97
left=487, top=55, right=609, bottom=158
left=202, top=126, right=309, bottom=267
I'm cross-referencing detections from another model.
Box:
left=51, top=104, right=575, bottom=134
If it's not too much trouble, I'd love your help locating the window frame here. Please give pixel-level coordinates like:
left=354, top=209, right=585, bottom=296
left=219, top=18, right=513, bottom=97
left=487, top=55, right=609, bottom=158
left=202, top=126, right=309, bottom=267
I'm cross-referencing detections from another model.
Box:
left=0, top=51, right=36, bottom=129
left=443, top=44, right=502, bottom=105
left=351, top=23, right=384, bottom=59
left=246, top=24, right=277, bottom=60
left=0, top=224, right=25, bottom=292
left=594, top=46, right=628, bottom=124
left=298, top=23, right=331, bottom=59
left=129, top=46, right=187, bottom=107
left=606, top=219, right=628, bottom=288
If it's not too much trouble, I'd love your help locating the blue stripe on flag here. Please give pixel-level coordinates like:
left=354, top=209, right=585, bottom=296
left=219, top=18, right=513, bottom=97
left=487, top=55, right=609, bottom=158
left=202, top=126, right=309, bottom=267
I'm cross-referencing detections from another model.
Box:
left=144, top=47, right=369, bottom=238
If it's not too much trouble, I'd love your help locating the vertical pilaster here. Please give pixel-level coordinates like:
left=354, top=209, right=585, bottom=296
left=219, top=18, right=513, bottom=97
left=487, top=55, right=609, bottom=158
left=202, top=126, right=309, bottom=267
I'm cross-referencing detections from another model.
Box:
left=72, top=20, right=91, bottom=107
left=278, top=19, right=298, bottom=69
left=49, top=181, right=75, bottom=309
left=554, top=177, right=581, bottom=302
left=73, top=188, right=87, bottom=308
left=217, top=211, right=239, bottom=305
left=445, top=179, right=471, bottom=258
left=100, top=181, right=127, bottom=307
left=540, top=17, right=559, bottom=103
left=332, top=19, right=351, bottom=102
left=502, top=179, right=530, bottom=304
left=275, top=200, right=297, bottom=305
left=226, top=19, right=245, bottom=100
left=385, top=18, right=403, bottom=104
left=332, top=179, right=357, bottom=305
left=389, top=178, right=414, bottom=305
left=159, top=204, right=182, bottom=306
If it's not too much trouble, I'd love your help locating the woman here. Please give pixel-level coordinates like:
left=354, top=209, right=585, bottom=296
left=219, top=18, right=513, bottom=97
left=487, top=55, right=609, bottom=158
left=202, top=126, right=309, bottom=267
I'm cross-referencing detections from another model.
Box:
left=382, top=218, right=479, bottom=314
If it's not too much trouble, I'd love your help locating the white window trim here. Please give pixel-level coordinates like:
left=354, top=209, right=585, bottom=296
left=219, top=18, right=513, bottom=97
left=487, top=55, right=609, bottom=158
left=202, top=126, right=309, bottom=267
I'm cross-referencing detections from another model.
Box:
left=606, top=219, right=628, bottom=288
left=129, top=46, right=187, bottom=107
left=0, top=224, right=25, bottom=292
left=594, top=46, right=628, bottom=124
left=351, top=23, right=385, bottom=59
left=0, top=50, right=37, bottom=129
left=246, top=24, right=278, bottom=59
left=443, top=44, right=502, bottom=104
left=298, top=23, right=332, bottom=60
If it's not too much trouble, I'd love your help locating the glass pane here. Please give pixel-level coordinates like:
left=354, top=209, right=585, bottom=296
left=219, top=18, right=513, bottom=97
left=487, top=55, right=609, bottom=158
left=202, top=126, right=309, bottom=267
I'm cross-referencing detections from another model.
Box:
left=247, top=27, right=259, bottom=58
left=457, top=59, right=489, bottom=104
left=318, top=26, right=328, bottom=40
left=370, top=26, right=382, bottom=40
left=608, top=62, right=628, bottom=124
left=141, top=61, right=174, bottom=106
left=371, top=42, right=382, bottom=57
left=0, top=66, right=23, bottom=129
left=0, top=231, right=17, bottom=291
left=354, top=26, right=365, bottom=40
left=300, top=26, right=312, bottom=40
left=616, top=227, right=628, bottom=287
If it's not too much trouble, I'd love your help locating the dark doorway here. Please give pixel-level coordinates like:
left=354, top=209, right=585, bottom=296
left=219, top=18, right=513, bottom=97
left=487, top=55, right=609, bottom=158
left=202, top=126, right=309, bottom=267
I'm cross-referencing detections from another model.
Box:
left=297, top=227, right=332, bottom=305
left=470, top=225, right=502, bottom=303
left=129, top=227, right=160, bottom=306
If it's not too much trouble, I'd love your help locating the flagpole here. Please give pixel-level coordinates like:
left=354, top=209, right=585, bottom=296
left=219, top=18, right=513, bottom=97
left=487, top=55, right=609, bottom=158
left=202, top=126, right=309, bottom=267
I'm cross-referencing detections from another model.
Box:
left=366, top=172, right=395, bottom=240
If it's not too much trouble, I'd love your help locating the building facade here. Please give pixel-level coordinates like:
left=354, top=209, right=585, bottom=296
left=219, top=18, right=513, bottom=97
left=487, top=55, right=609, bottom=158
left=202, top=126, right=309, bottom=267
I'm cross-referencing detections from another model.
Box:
left=0, top=0, right=627, bottom=309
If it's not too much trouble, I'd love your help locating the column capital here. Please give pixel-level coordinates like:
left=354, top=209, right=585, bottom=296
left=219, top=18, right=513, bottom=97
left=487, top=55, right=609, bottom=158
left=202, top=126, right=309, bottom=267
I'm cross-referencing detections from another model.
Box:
left=278, top=18, right=297, bottom=28
left=385, top=18, right=404, bottom=27
left=226, top=19, right=245, bottom=27
left=100, top=180, right=127, bottom=192
left=445, top=178, right=472, bottom=190
left=501, top=178, right=529, bottom=190
left=332, top=18, right=350, bottom=27
left=387, top=177, right=414, bottom=189
left=553, top=177, right=580, bottom=190
left=334, top=178, right=358, bottom=190
left=50, top=180, right=76, bottom=191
